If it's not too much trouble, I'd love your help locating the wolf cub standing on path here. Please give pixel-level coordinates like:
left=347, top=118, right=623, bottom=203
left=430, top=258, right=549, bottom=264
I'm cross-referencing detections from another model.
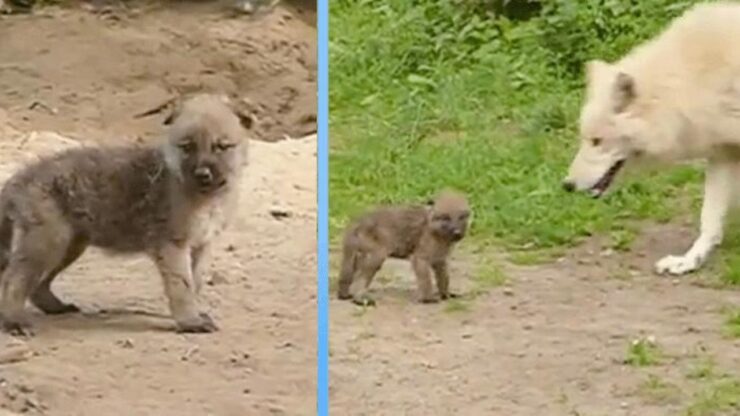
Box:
left=337, top=190, right=470, bottom=306
left=0, top=93, right=252, bottom=336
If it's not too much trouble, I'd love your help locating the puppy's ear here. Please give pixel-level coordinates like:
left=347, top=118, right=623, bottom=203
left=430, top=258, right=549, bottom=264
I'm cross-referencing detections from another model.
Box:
left=235, top=111, right=254, bottom=130
left=163, top=99, right=182, bottom=126
left=222, top=94, right=255, bottom=130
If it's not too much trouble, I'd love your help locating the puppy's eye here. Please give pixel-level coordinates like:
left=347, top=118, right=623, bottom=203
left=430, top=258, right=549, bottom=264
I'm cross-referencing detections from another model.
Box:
left=178, top=142, right=195, bottom=153
left=459, top=212, right=470, bottom=220
left=213, top=142, right=236, bottom=152
left=434, top=214, right=451, bottom=221
left=591, top=137, right=602, bottom=147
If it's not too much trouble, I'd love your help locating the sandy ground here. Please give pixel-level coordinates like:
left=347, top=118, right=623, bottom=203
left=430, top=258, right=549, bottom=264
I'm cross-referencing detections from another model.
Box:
left=330, top=225, right=740, bottom=415
left=0, top=2, right=317, bottom=415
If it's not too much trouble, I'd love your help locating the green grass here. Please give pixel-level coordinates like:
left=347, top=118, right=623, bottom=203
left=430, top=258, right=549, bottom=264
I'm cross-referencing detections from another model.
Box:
left=443, top=252, right=508, bottom=313
left=329, top=0, right=705, bottom=253
left=687, top=357, right=719, bottom=381
left=624, top=337, right=663, bottom=367
left=472, top=257, right=508, bottom=289
left=508, top=249, right=563, bottom=266
left=444, top=297, right=472, bottom=313
left=685, top=378, right=740, bottom=416
left=722, top=309, right=740, bottom=339
left=637, top=375, right=682, bottom=405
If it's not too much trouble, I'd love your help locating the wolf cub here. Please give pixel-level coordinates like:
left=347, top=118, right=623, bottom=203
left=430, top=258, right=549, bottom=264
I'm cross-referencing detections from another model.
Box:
left=0, top=93, right=252, bottom=336
left=337, top=190, right=470, bottom=305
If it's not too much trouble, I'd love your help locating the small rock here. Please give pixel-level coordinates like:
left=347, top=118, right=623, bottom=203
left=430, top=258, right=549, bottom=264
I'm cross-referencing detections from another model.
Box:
left=16, top=384, right=33, bottom=394
left=181, top=345, right=199, bottom=361
left=502, top=287, right=515, bottom=297
left=207, top=271, right=229, bottom=286
left=421, top=361, right=436, bottom=369
left=116, top=338, right=134, bottom=349
left=620, top=401, right=629, bottom=409
left=243, top=388, right=251, bottom=394
left=461, top=333, right=473, bottom=339
left=0, top=341, right=34, bottom=365
left=522, top=323, right=533, bottom=330
left=269, top=207, right=291, bottom=220
left=24, top=396, right=43, bottom=411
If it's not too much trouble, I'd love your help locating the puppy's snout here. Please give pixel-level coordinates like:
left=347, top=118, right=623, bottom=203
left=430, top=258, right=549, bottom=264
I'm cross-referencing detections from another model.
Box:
left=194, top=167, right=214, bottom=185
left=562, top=180, right=575, bottom=193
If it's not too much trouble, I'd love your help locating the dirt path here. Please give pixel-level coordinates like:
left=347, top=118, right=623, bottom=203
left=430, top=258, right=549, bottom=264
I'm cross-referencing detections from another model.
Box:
left=330, top=225, right=740, bottom=415
left=0, top=3, right=316, bottom=415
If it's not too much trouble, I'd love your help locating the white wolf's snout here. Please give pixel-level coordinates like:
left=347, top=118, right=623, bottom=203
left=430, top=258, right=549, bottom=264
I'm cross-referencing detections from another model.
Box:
left=563, top=143, right=626, bottom=198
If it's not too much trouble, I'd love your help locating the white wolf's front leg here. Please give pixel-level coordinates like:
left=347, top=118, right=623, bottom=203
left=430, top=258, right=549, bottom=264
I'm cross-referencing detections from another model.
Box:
left=655, top=160, right=735, bottom=275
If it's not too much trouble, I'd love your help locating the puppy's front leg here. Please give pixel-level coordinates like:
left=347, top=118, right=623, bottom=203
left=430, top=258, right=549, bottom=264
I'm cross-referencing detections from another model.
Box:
left=190, top=243, right=212, bottom=295
left=656, top=159, right=734, bottom=275
left=153, top=243, right=218, bottom=333
left=412, top=255, right=439, bottom=303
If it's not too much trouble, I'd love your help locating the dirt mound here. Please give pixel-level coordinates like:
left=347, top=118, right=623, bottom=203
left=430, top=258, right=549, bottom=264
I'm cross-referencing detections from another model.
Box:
left=0, top=0, right=316, bottom=144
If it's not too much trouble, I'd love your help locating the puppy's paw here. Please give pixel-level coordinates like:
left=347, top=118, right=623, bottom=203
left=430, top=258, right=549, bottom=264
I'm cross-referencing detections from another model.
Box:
left=351, top=294, right=376, bottom=307
left=43, top=302, right=80, bottom=315
left=337, top=290, right=353, bottom=301
left=2, top=319, right=34, bottom=337
left=655, top=254, right=701, bottom=276
left=175, top=313, right=219, bottom=333
left=419, top=296, right=440, bottom=304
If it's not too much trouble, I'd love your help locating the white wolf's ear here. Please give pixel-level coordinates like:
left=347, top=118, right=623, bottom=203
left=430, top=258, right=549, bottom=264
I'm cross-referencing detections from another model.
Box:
left=613, top=72, right=636, bottom=113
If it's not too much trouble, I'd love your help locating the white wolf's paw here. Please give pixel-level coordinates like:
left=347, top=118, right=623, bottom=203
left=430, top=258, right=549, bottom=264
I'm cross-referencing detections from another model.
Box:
left=654, top=254, right=700, bottom=276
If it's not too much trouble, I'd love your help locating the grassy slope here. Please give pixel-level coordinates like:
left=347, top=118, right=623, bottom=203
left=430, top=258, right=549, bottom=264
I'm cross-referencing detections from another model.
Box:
left=330, top=0, right=703, bottom=250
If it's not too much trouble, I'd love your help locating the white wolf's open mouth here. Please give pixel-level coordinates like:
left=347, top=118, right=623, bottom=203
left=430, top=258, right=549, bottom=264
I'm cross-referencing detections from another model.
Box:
left=589, top=159, right=625, bottom=198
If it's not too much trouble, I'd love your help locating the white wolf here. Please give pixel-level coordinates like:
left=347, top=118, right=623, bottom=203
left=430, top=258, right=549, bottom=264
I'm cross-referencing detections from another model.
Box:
left=563, top=1, right=740, bottom=276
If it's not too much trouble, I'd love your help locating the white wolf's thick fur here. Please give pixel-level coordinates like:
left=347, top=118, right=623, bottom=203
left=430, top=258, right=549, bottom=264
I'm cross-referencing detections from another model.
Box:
left=564, top=2, right=740, bottom=275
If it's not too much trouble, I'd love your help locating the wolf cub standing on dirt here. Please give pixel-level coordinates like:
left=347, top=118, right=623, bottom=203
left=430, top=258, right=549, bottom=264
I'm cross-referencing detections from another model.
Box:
left=0, top=93, right=252, bottom=336
left=337, top=190, right=470, bottom=306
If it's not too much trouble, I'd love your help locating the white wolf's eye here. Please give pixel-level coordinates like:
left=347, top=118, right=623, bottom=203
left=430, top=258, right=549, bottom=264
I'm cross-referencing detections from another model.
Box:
left=591, top=137, right=602, bottom=147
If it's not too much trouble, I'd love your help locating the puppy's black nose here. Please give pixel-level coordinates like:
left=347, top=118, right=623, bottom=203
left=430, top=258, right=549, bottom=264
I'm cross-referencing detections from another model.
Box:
left=194, top=167, right=213, bottom=185
left=562, top=181, right=575, bottom=192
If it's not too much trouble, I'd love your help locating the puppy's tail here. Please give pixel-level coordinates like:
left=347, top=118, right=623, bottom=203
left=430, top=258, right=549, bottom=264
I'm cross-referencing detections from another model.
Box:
left=336, top=236, right=358, bottom=300
left=0, top=201, right=12, bottom=275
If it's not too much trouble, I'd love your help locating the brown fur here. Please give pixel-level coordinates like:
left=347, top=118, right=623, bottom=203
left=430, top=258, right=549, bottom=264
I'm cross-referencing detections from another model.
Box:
left=337, top=190, right=470, bottom=305
left=0, top=93, right=251, bottom=336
